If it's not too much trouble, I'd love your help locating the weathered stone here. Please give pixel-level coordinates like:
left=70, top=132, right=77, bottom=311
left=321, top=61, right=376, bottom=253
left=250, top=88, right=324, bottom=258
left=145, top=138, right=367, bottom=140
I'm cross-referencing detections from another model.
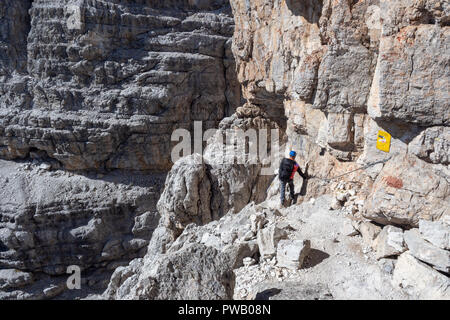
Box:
left=359, top=222, right=382, bottom=248
left=0, top=159, right=163, bottom=296
left=0, top=269, right=33, bottom=290
left=409, top=127, right=450, bottom=165
left=250, top=281, right=333, bottom=300
left=373, top=225, right=406, bottom=260
left=243, top=257, right=256, bottom=268
left=157, top=154, right=212, bottom=237
left=0, top=0, right=240, bottom=171
left=404, top=229, right=450, bottom=274
left=340, top=219, right=359, bottom=237
left=419, top=219, right=450, bottom=250
left=276, top=239, right=311, bottom=270
left=378, top=258, right=396, bottom=275
left=327, top=114, right=353, bottom=150
left=368, top=23, right=449, bottom=125
left=364, top=154, right=450, bottom=227
left=230, top=0, right=323, bottom=107
left=257, top=224, right=288, bottom=260
left=105, top=243, right=235, bottom=300
left=393, top=252, right=450, bottom=300
left=329, top=197, right=343, bottom=210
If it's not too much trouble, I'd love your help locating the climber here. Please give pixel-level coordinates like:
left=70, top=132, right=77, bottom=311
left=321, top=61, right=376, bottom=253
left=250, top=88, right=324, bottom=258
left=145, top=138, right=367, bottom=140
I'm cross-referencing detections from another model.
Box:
left=278, top=150, right=308, bottom=207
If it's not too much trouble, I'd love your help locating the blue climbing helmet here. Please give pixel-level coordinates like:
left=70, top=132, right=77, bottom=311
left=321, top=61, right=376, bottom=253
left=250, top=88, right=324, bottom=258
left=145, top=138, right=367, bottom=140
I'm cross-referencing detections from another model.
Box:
left=289, top=150, right=297, bottom=158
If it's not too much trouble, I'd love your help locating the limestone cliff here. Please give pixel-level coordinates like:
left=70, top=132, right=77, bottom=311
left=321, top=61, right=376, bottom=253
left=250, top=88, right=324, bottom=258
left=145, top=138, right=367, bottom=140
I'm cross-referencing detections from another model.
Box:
left=230, top=0, right=449, bottom=226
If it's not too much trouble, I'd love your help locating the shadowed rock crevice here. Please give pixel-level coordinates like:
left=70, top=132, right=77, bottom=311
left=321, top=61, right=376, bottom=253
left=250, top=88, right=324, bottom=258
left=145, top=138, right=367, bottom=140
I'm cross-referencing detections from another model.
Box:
left=285, top=0, right=323, bottom=24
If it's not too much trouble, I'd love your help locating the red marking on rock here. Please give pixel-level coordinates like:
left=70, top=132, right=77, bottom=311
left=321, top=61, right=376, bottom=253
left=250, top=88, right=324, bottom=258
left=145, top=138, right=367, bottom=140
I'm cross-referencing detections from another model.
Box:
left=385, top=176, right=403, bottom=189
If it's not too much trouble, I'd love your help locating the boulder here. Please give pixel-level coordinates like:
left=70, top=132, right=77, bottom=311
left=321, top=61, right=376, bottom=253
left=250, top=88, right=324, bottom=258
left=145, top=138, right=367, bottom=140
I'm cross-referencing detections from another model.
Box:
left=404, top=229, right=450, bottom=274
left=105, top=243, right=235, bottom=300
left=393, top=252, right=450, bottom=300
left=419, top=219, right=450, bottom=250
left=364, top=154, right=450, bottom=227
left=373, top=225, right=406, bottom=260
left=157, top=154, right=212, bottom=237
left=276, top=239, right=311, bottom=270
left=257, top=224, right=288, bottom=259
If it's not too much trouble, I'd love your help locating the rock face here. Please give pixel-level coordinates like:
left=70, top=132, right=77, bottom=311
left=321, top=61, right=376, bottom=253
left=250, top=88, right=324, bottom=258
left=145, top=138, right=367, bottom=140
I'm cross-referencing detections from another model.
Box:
left=0, top=159, right=164, bottom=298
left=368, top=0, right=450, bottom=125
left=103, top=201, right=281, bottom=300
left=230, top=0, right=449, bottom=226
left=0, top=0, right=241, bottom=171
left=0, top=0, right=242, bottom=300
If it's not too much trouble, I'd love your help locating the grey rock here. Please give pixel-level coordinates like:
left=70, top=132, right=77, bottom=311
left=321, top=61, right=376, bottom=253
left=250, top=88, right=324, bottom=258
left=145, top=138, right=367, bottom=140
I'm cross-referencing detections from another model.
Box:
left=393, top=252, right=450, bottom=300
left=276, top=239, right=311, bottom=270
left=105, top=243, right=235, bottom=300
left=0, top=269, right=34, bottom=290
left=378, top=258, right=396, bottom=275
left=364, top=154, right=450, bottom=227
left=0, top=159, right=164, bottom=296
left=404, top=229, right=450, bottom=274
left=340, top=219, right=359, bottom=237
left=419, top=219, right=450, bottom=250
left=0, top=0, right=240, bottom=171
left=373, top=225, right=406, bottom=260
left=257, top=224, right=288, bottom=260
left=250, top=281, right=333, bottom=300
left=243, top=257, right=256, bottom=267
left=409, top=127, right=450, bottom=165
left=355, top=221, right=383, bottom=248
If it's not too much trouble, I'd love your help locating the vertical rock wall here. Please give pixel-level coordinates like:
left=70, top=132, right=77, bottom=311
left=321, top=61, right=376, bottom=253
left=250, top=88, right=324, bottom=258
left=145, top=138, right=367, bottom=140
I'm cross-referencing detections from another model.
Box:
left=230, top=0, right=449, bottom=226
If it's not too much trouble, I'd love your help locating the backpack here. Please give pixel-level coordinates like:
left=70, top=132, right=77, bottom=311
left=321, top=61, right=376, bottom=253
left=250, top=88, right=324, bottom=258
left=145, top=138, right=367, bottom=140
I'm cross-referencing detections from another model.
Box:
left=279, top=158, right=295, bottom=182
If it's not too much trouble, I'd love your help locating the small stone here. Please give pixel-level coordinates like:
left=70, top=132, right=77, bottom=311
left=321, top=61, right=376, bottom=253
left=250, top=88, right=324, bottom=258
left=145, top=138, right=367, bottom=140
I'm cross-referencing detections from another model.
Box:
left=39, top=163, right=51, bottom=171
left=358, top=221, right=382, bottom=248
left=378, top=258, right=396, bottom=275
left=243, top=257, right=256, bottom=267
left=341, top=219, right=359, bottom=236
left=336, top=192, right=348, bottom=202
left=242, top=230, right=255, bottom=241
left=330, top=197, right=342, bottom=210
left=43, top=284, right=65, bottom=298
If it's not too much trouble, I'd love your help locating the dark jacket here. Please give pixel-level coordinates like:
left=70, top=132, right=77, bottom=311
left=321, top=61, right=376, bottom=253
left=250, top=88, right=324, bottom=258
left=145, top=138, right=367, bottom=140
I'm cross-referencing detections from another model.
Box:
left=278, top=158, right=307, bottom=182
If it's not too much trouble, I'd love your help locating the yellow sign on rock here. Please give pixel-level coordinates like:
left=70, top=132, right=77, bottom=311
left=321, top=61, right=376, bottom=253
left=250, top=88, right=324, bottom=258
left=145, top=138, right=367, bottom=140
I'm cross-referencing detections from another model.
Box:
left=376, top=130, right=391, bottom=153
